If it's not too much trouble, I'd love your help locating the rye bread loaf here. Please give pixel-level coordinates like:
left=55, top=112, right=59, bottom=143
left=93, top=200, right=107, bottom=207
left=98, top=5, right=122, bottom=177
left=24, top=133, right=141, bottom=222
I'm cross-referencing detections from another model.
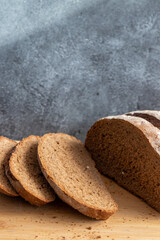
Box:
left=6, top=135, right=55, bottom=206
left=38, top=133, right=118, bottom=219
left=0, top=137, right=18, bottom=196
left=85, top=115, right=160, bottom=212
left=126, top=110, right=160, bottom=129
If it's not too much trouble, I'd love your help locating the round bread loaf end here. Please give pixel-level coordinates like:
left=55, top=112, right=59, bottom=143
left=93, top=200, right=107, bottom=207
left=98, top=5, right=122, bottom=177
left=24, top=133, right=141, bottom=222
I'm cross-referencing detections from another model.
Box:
left=85, top=116, right=160, bottom=212
left=38, top=133, right=118, bottom=220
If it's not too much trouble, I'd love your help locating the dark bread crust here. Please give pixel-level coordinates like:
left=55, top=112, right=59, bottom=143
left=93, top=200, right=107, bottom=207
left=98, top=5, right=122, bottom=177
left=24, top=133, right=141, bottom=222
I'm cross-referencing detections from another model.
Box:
left=8, top=136, right=55, bottom=206
left=126, top=112, right=160, bottom=129
left=38, top=133, right=118, bottom=220
left=85, top=116, right=160, bottom=212
left=0, top=185, right=17, bottom=196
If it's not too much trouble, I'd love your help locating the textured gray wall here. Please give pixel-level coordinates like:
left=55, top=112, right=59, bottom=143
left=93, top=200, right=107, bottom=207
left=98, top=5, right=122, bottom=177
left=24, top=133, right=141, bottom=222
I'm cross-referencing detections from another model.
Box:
left=0, top=0, right=160, bottom=141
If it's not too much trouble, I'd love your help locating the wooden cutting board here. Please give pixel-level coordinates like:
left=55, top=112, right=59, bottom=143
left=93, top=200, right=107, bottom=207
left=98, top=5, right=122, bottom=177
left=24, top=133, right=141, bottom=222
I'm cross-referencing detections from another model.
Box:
left=0, top=177, right=159, bottom=240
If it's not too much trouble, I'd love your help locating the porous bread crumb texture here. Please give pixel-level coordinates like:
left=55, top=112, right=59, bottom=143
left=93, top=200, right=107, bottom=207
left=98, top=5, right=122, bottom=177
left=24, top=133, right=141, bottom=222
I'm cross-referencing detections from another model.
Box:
left=0, top=137, right=18, bottom=196
left=126, top=112, right=160, bottom=129
left=38, top=133, right=117, bottom=219
left=85, top=119, right=160, bottom=212
left=9, top=136, right=55, bottom=204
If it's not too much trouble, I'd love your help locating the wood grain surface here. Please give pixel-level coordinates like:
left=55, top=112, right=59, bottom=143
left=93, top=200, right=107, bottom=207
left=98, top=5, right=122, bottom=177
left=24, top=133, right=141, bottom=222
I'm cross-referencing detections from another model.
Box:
left=0, top=177, right=159, bottom=240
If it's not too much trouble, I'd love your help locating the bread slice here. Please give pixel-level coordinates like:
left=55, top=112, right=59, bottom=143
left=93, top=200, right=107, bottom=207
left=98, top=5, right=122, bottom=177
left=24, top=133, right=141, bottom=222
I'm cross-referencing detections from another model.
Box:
left=38, top=133, right=118, bottom=219
left=0, top=137, right=18, bottom=196
left=6, top=135, right=55, bottom=206
left=85, top=114, right=160, bottom=212
left=126, top=110, right=160, bottom=129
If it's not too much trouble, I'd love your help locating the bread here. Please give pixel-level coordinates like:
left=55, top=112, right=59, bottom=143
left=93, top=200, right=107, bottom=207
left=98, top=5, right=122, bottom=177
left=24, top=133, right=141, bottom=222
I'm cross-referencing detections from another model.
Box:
left=6, top=135, right=55, bottom=206
left=126, top=110, right=160, bottom=129
left=0, top=137, right=18, bottom=196
left=38, top=133, right=118, bottom=219
left=85, top=115, right=160, bottom=212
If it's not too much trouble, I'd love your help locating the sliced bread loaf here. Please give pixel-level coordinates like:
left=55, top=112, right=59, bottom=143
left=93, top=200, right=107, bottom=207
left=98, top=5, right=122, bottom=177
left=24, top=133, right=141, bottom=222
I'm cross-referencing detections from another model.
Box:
left=85, top=115, right=160, bottom=212
left=38, top=133, right=118, bottom=219
left=0, top=137, right=18, bottom=196
left=6, top=135, right=55, bottom=206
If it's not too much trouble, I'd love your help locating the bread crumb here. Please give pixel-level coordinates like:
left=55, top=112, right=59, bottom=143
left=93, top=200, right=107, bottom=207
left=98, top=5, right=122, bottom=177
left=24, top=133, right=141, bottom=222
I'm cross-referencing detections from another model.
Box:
left=86, top=226, right=92, bottom=230
left=96, top=236, right=101, bottom=239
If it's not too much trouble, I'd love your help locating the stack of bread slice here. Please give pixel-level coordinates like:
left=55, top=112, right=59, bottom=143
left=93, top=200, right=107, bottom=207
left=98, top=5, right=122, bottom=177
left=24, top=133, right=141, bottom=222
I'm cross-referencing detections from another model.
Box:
left=0, top=137, right=18, bottom=197
left=0, top=133, right=118, bottom=220
left=5, top=135, right=55, bottom=206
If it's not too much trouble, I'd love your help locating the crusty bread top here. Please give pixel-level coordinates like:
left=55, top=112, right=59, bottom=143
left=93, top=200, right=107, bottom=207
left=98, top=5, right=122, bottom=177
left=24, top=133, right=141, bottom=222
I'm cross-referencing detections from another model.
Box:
left=38, top=133, right=118, bottom=219
left=103, top=115, right=160, bottom=156
left=0, top=136, right=18, bottom=196
left=127, top=110, right=160, bottom=121
left=125, top=110, right=160, bottom=130
left=9, top=135, right=55, bottom=203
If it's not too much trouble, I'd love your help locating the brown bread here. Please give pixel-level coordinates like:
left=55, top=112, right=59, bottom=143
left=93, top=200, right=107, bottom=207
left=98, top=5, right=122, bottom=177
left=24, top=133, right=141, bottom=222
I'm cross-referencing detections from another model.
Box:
left=6, top=135, right=55, bottom=206
left=38, top=133, right=118, bottom=219
left=85, top=115, right=160, bottom=212
left=0, top=137, right=18, bottom=196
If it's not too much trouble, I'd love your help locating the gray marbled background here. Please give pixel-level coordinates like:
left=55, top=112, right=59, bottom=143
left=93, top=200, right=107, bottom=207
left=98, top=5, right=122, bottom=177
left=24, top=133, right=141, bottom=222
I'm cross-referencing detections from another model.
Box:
left=0, top=0, right=160, bottom=141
